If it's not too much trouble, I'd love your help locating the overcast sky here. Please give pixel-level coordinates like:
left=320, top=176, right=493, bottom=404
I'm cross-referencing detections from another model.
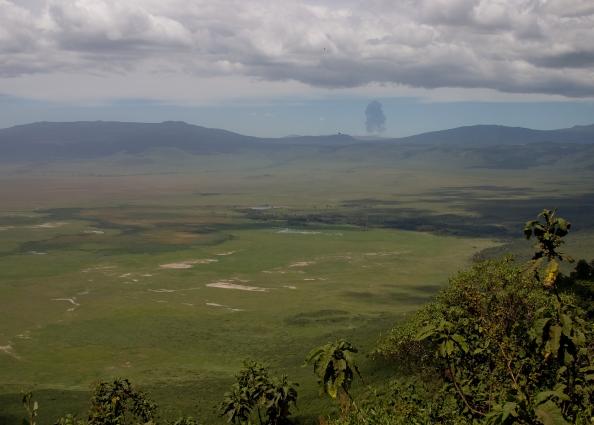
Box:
left=1, top=0, right=593, bottom=136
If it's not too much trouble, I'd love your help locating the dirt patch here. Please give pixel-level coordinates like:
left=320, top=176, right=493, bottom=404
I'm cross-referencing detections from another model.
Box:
left=364, top=251, right=408, bottom=257
left=82, top=265, right=116, bottom=273
left=31, top=222, right=67, bottom=229
left=52, top=297, right=79, bottom=306
left=277, top=228, right=320, bottom=235
left=0, top=345, right=20, bottom=360
left=206, top=302, right=244, bottom=312
left=206, top=280, right=268, bottom=292
left=289, top=261, right=316, bottom=268
left=216, top=251, right=236, bottom=256
left=159, top=259, right=218, bottom=269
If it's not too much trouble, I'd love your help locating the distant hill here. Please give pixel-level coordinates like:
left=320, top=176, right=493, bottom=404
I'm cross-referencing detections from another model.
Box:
left=0, top=121, right=593, bottom=163
left=390, top=124, right=594, bottom=146
left=0, top=121, right=261, bottom=161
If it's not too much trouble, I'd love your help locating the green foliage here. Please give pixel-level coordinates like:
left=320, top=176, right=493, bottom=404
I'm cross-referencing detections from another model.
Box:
left=52, top=380, right=199, bottom=425
left=325, top=379, right=466, bottom=425
left=305, top=339, right=362, bottom=401
left=55, top=414, right=87, bottom=425
left=87, top=379, right=157, bottom=425
left=523, top=209, right=572, bottom=262
left=22, top=392, right=39, bottom=425
left=374, top=254, right=594, bottom=424
left=220, top=361, right=298, bottom=425
left=169, top=417, right=199, bottom=425
left=263, top=376, right=298, bottom=425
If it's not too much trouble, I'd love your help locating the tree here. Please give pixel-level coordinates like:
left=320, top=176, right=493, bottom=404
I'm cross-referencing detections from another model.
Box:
left=263, top=376, right=298, bottom=425
left=524, top=209, right=573, bottom=288
left=22, top=392, right=39, bottom=425
left=305, top=339, right=362, bottom=402
left=221, top=361, right=298, bottom=425
left=87, top=379, right=156, bottom=425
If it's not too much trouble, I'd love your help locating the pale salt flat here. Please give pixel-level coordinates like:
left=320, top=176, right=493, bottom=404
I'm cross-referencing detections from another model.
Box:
left=206, top=281, right=268, bottom=292
left=52, top=297, right=80, bottom=306
left=289, top=261, right=316, bottom=268
left=277, top=228, right=320, bottom=235
left=364, top=251, right=409, bottom=257
left=16, top=331, right=31, bottom=340
left=0, top=345, right=20, bottom=360
left=82, top=265, right=116, bottom=273
left=159, top=259, right=218, bottom=269
left=205, top=302, right=244, bottom=312
left=31, top=222, right=67, bottom=229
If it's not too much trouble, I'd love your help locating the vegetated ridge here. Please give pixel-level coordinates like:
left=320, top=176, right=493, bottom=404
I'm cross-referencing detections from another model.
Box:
left=1, top=121, right=593, bottom=162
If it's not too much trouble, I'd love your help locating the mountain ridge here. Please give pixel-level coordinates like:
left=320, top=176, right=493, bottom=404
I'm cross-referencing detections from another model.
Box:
left=1, top=121, right=593, bottom=162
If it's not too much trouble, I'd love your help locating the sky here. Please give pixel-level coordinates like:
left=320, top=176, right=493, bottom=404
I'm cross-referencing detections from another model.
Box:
left=1, top=0, right=594, bottom=137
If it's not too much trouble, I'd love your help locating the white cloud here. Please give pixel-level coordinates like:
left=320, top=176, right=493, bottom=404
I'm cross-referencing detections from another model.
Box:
left=0, top=0, right=593, bottom=100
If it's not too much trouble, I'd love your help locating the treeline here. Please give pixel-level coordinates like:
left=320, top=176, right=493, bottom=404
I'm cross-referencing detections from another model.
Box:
left=18, top=210, right=594, bottom=424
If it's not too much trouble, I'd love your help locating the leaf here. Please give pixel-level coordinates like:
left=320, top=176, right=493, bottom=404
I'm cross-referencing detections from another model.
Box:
left=451, top=334, right=469, bottom=353
left=545, top=325, right=562, bottom=356
left=501, top=402, right=518, bottom=421
left=534, top=387, right=569, bottom=406
left=531, top=317, right=552, bottom=343
left=543, top=260, right=559, bottom=289
left=415, top=324, right=436, bottom=341
left=534, top=401, right=569, bottom=425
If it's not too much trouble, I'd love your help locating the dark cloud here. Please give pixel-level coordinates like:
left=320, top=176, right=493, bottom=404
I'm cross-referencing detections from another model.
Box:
left=1, top=0, right=594, bottom=98
left=365, top=101, right=386, bottom=134
left=530, top=51, right=594, bottom=69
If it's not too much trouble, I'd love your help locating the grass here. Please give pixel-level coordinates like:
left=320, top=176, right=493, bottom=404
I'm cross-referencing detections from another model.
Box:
left=1, top=152, right=593, bottom=424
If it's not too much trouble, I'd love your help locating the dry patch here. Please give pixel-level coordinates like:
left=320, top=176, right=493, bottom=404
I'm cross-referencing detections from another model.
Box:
left=277, top=228, right=320, bottom=235
left=31, top=222, right=67, bottom=229
left=159, top=259, right=218, bottom=269
left=216, top=251, right=236, bottom=256
left=0, top=226, right=14, bottom=231
left=52, top=297, right=80, bottom=306
left=283, top=285, right=297, bottom=290
left=289, top=261, right=316, bottom=268
left=206, top=280, right=268, bottom=292
left=206, top=302, right=243, bottom=312
left=84, top=230, right=105, bottom=234
left=0, top=345, right=20, bottom=360
left=364, top=251, right=409, bottom=257
left=82, top=265, right=116, bottom=273
left=16, top=331, right=32, bottom=340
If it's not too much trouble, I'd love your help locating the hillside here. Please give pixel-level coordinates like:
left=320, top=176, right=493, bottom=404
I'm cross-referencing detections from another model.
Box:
left=1, top=121, right=593, bottom=164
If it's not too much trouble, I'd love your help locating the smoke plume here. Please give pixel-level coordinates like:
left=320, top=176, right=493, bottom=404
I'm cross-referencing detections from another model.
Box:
left=365, top=101, right=386, bottom=133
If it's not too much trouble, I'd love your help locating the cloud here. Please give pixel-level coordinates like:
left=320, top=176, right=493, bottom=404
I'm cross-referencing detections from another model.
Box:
left=365, top=101, right=386, bottom=133
left=0, top=0, right=594, bottom=98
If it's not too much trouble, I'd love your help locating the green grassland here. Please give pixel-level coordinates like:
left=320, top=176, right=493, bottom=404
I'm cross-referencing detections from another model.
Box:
left=1, top=152, right=593, bottom=424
